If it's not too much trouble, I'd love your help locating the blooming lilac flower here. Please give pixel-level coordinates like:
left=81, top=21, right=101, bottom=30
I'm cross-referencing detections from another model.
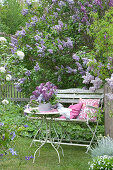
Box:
left=109, top=0, right=113, bottom=6
left=88, top=4, right=93, bottom=8
left=66, top=38, right=73, bottom=48
left=58, top=75, right=61, bottom=82
left=72, top=54, right=80, bottom=61
left=34, top=35, right=41, bottom=41
left=47, top=49, right=53, bottom=54
left=26, top=22, right=31, bottom=28
left=56, top=8, right=61, bottom=11
left=67, top=0, right=74, bottom=5
left=91, top=77, right=102, bottom=89
left=11, top=37, right=18, bottom=46
left=15, top=29, right=26, bottom=37
left=82, top=72, right=94, bottom=84
left=53, top=25, right=62, bottom=32
left=104, top=32, right=107, bottom=39
left=81, top=5, right=86, bottom=12
left=26, top=0, right=31, bottom=6
left=26, top=44, right=32, bottom=50
left=31, top=16, right=38, bottom=23
left=58, top=44, right=64, bottom=50
left=53, top=12, right=58, bottom=18
left=34, top=63, right=40, bottom=72
left=9, top=148, right=17, bottom=155
left=58, top=1, right=66, bottom=7
left=25, top=70, right=31, bottom=76
left=21, top=9, right=28, bottom=16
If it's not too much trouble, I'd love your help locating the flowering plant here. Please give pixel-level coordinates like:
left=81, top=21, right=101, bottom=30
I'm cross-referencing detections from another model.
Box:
left=89, top=155, right=113, bottom=169
left=30, top=82, right=58, bottom=105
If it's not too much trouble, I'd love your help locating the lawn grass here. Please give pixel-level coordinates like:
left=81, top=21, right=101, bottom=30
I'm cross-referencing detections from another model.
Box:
left=0, top=136, right=92, bottom=170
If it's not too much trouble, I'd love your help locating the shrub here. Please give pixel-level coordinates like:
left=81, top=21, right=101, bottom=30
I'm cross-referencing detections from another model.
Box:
left=89, top=155, right=113, bottom=170
left=90, top=136, right=113, bottom=157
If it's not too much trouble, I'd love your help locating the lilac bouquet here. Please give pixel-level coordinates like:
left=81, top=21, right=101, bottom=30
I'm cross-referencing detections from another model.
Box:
left=30, top=82, right=58, bottom=105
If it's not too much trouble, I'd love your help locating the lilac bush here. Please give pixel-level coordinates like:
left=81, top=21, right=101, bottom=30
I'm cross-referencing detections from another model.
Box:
left=6, top=0, right=112, bottom=96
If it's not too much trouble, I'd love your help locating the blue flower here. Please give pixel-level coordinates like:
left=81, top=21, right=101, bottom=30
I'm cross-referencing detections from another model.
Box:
left=9, top=148, right=17, bottom=155
left=10, top=132, right=16, bottom=140
left=24, top=124, right=28, bottom=128
left=25, top=155, right=33, bottom=160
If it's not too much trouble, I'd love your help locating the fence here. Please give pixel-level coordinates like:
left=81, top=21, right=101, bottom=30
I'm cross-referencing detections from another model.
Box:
left=104, top=83, right=113, bottom=138
left=0, top=80, right=29, bottom=102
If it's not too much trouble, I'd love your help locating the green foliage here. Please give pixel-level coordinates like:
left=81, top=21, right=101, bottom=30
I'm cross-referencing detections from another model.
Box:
left=0, top=0, right=27, bottom=34
left=89, top=155, right=113, bottom=170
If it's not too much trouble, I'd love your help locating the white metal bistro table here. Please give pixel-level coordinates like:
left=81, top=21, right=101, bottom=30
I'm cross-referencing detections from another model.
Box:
left=25, top=107, right=64, bottom=163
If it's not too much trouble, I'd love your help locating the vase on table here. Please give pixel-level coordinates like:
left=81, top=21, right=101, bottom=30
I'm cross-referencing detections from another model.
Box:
left=38, top=102, right=52, bottom=112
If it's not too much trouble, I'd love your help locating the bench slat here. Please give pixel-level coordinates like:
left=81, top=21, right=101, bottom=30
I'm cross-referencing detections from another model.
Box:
left=58, top=88, right=104, bottom=94
left=57, top=94, right=104, bottom=99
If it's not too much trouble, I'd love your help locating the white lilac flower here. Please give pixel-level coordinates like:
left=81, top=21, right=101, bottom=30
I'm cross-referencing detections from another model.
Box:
left=0, top=37, right=7, bottom=43
left=0, top=67, right=6, bottom=73
left=17, top=51, right=25, bottom=60
left=6, top=74, right=12, bottom=81
left=2, top=99, right=9, bottom=105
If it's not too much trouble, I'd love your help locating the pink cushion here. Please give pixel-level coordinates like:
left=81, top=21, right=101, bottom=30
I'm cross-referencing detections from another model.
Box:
left=60, top=103, right=83, bottom=119
left=77, top=99, right=100, bottom=121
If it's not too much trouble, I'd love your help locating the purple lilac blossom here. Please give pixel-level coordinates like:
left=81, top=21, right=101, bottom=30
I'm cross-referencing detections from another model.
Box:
left=11, top=37, right=18, bottom=46
left=91, top=77, right=102, bottom=89
left=26, top=22, right=31, bottom=28
left=72, top=54, right=80, bottom=61
left=9, top=148, right=17, bottom=155
left=58, top=44, right=64, bottom=50
left=26, top=44, right=32, bottom=50
left=66, top=38, right=73, bottom=48
left=26, top=0, right=31, bottom=6
left=109, top=0, right=113, bottom=6
left=67, top=0, right=74, bottom=5
left=21, top=9, right=28, bottom=16
left=81, top=5, right=86, bottom=12
left=88, top=4, right=93, bottom=8
left=106, top=74, right=113, bottom=89
left=58, top=1, right=66, bottom=7
left=53, top=12, right=58, bottom=18
left=15, top=29, right=26, bottom=37
left=47, top=49, right=53, bottom=54
left=53, top=25, right=62, bottom=32
left=58, top=75, right=61, bottom=82
left=66, top=66, right=77, bottom=73
left=82, top=72, right=94, bottom=84
left=34, top=63, right=40, bottom=72
left=25, top=70, right=31, bottom=76
left=56, top=8, right=61, bottom=11
left=31, top=16, right=38, bottom=22
left=34, top=35, right=41, bottom=41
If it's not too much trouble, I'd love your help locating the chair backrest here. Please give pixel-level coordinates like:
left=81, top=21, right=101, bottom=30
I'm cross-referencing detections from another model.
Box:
left=57, top=88, right=104, bottom=104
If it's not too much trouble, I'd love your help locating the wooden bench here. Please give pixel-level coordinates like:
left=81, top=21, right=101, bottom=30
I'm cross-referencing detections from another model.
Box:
left=28, top=88, right=104, bottom=152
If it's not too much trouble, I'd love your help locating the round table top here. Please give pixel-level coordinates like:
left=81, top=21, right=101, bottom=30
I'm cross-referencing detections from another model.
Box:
left=24, top=107, right=59, bottom=115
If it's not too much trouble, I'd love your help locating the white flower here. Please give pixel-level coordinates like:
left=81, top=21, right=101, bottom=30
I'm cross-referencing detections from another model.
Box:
left=0, top=67, right=6, bottom=73
left=0, top=37, right=7, bottom=43
left=17, top=51, right=25, bottom=60
left=6, top=74, right=12, bottom=81
left=2, top=99, right=9, bottom=105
